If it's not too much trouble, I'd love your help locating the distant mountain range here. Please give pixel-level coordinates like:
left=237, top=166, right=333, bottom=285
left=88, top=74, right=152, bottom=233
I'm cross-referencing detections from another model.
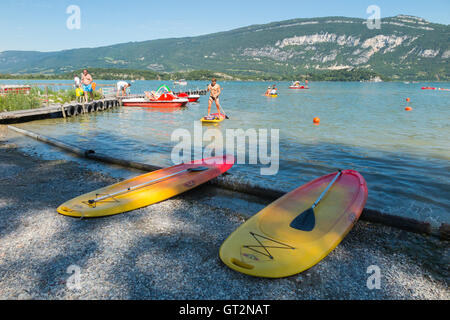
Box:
left=0, top=15, right=448, bottom=80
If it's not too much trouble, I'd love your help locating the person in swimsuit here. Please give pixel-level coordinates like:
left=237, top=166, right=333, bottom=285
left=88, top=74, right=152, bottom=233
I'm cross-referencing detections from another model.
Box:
left=207, top=78, right=222, bottom=117
left=145, top=91, right=158, bottom=100
left=270, top=84, right=277, bottom=95
left=81, top=69, right=94, bottom=102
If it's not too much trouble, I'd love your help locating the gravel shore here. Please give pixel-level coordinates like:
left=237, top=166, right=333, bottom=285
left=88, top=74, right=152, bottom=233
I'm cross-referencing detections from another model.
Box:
left=0, top=140, right=448, bottom=300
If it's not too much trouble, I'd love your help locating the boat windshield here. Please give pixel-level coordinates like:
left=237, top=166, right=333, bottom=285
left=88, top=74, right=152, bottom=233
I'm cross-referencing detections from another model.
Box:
left=155, top=84, right=172, bottom=95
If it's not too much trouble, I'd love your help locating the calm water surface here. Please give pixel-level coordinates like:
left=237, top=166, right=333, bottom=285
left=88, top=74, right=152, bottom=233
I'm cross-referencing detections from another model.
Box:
left=6, top=80, right=450, bottom=225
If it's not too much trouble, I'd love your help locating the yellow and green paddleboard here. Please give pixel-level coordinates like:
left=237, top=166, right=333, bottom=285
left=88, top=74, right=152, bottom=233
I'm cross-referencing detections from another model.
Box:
left=219, top=170, right=368, bottom=278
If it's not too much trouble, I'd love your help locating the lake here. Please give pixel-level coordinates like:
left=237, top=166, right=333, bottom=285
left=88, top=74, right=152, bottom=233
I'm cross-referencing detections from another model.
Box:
left=5, top=80, right=450, bottom=226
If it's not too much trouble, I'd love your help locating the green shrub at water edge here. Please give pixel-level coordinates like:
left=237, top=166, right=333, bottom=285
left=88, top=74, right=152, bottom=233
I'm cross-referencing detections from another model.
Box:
left=0, top=87, right=104, bottom=112
left=37, top=88, right=102, bottom=104
left=0, top=89, right=41, bottom=112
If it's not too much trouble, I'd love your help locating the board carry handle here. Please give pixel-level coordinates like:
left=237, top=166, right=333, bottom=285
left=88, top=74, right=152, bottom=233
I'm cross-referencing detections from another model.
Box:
left=231, top=258, right=254, bottom=270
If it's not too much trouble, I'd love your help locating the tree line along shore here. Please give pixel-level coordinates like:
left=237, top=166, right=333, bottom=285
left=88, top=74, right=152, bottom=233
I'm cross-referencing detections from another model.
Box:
left=0, top=68, right=386, bottom=112
left=0, top=68, right=389, bottom=82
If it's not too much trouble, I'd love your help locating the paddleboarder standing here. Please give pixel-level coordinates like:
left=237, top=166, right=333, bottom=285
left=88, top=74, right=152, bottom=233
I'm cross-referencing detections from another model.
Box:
left=207, top=78, right=222, bottom=116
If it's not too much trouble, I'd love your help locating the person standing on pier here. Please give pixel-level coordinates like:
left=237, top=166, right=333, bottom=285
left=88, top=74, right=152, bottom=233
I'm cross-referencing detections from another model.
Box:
left=74, top=74, right=81, bottom=89
left=116, top=81, right=131, bottom=97
left=81, top=69, right=94, bottom=103
left=207, top=78, right=222, bottom=116
left=74, top=74, right=83, bottom=103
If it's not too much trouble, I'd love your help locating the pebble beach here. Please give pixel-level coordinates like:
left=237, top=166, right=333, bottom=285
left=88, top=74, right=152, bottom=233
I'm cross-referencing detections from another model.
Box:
left=0, top=140, right=448, bottom=300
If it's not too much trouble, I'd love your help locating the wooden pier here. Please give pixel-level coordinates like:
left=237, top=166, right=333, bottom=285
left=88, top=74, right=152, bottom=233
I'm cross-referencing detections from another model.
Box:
left=0, top=87, right=206, bottom=124
left=0, top=98, right=120, bottom=124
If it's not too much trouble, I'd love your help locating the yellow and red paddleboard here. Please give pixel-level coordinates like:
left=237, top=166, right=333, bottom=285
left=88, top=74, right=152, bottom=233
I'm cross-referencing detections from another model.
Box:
left=57, top=155, right=235, bottom=218
left=219, top=170, right=368, bottom=278
left=201, top=113, right=226, bottom=124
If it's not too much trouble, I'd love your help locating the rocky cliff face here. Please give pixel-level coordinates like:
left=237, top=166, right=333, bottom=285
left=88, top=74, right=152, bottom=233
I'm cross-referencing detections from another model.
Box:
left=235, top=16, right=448, bottom=79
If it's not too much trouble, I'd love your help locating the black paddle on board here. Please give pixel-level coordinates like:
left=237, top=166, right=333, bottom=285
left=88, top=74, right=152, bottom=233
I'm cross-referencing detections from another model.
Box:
left=290, top=170, right=343, bottom=232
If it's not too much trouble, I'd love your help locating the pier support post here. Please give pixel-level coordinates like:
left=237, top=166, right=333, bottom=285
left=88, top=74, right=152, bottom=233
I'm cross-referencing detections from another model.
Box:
left=61, top=105, right=67, bottom=118
left=45, top=86, right=49, bottom=107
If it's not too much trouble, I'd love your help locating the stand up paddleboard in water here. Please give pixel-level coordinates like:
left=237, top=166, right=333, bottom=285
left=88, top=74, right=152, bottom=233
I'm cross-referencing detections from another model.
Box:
left=220, top=170, right=368, bottom=278
left=201, top=113, right=227, bottom=123
left=58, top=155, right=235, bottom=218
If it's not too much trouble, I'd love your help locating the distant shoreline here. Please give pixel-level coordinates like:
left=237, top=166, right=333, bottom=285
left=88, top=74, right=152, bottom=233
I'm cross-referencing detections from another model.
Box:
left=1, top=72, right=445, bottom=83
left=1, top=77, right=449, bottom=83
left=0, top=68, right=393, bottom=82
left=1, top=67, right=448, bottom=83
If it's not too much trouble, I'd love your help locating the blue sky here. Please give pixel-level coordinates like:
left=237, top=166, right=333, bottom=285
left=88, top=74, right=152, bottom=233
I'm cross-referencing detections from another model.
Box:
left=0, top=0, right=448, bottom=52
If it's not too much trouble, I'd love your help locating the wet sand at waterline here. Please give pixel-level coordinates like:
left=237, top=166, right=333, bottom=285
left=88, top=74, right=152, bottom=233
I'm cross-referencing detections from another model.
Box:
left=0, top=141, right=448, bottom=300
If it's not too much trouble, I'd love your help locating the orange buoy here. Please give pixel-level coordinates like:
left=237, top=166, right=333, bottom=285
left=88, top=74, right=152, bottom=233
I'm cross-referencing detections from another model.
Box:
left=405, top=107, right=412, bottom=111
left=406, top=98, right=410, bottom=102
left=313, top=117, right=320, bottom=124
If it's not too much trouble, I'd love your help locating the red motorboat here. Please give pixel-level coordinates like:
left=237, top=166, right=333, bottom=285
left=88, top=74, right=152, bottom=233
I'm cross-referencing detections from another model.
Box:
left=289, top=81, right=309, bottom=89
left=123, top=85, right=189, bottom=108
left=122, top=98, right=188, bottom=108
left=177, top=92, right=200, bottom=102
left=289, top=85, right=309, bottom=89
left=421, top=86, right=449, bottom=91
left=123, top=93, right=188, bottom=108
